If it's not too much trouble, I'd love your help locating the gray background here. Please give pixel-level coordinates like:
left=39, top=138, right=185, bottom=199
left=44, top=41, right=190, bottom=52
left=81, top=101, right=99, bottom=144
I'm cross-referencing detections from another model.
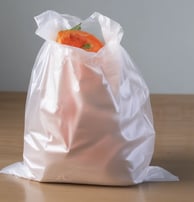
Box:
left=0, top=0, right=194, bottom=93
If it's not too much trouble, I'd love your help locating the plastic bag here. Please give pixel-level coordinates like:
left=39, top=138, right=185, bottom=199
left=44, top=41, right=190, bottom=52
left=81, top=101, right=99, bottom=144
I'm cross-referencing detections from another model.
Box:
left=0, top=10, right=178, bottom=185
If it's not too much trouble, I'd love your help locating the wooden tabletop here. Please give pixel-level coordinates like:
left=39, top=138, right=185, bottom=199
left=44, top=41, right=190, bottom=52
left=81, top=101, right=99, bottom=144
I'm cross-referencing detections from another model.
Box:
left=0, top=92, right=194, bottom=202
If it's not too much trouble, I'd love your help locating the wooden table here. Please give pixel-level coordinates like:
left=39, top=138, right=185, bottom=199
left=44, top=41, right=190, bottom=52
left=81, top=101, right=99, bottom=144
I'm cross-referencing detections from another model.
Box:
left=0, top=92, right=194, bottom=202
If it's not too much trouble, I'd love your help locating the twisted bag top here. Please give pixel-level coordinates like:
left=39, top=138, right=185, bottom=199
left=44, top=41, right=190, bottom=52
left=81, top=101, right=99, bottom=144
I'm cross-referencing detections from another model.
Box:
left=0, top=10, right=178, bottom=185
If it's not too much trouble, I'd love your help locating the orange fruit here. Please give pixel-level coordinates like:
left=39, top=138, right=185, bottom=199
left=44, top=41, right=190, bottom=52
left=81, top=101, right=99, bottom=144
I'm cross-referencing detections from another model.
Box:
left=56, top=26, right=103, bottom=52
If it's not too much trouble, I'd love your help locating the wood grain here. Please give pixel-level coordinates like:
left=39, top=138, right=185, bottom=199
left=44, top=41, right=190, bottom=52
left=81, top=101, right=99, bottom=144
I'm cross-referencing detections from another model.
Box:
left=0, top=92, right=194, bottom=202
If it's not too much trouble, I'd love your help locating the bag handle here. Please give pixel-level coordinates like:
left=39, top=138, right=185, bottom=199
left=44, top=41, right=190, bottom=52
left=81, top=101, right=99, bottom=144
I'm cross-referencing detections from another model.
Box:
left=34, top=10, right=123, bottom=44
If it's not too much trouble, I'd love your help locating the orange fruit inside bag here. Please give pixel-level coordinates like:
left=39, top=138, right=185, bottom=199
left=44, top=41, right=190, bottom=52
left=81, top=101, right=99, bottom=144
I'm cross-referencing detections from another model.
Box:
left=56, top=24, right=104, bottom=52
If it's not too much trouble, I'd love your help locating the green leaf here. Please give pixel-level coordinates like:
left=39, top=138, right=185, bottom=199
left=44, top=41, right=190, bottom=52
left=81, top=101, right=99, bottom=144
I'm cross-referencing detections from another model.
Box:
left=82, top=43, right=91, bottom=49
left=71, top=23, right=82, bottom=30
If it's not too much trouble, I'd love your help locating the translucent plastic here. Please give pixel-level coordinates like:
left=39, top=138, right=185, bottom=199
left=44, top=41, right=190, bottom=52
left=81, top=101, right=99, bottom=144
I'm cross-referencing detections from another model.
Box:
left=0, top=10, right=178, bottom=185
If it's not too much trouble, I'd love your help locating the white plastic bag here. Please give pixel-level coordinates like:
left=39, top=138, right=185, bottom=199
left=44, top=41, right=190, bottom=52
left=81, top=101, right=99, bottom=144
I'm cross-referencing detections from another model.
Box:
left=0, top=10, right=178, bottom=185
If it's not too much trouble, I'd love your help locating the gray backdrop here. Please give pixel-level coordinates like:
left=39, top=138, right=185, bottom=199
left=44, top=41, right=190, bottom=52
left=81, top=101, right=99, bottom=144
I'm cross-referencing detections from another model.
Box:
left=0, top=0, right=194, bottom=93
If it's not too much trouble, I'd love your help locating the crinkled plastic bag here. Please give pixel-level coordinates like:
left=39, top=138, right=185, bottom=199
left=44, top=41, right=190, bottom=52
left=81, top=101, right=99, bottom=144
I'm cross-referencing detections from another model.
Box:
left=0, top=10, right=178, bottom=185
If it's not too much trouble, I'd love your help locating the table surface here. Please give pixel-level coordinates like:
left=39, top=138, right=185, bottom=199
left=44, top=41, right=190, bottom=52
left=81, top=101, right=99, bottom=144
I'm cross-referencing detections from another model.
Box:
left=0, top=92, right=194, bottom=202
